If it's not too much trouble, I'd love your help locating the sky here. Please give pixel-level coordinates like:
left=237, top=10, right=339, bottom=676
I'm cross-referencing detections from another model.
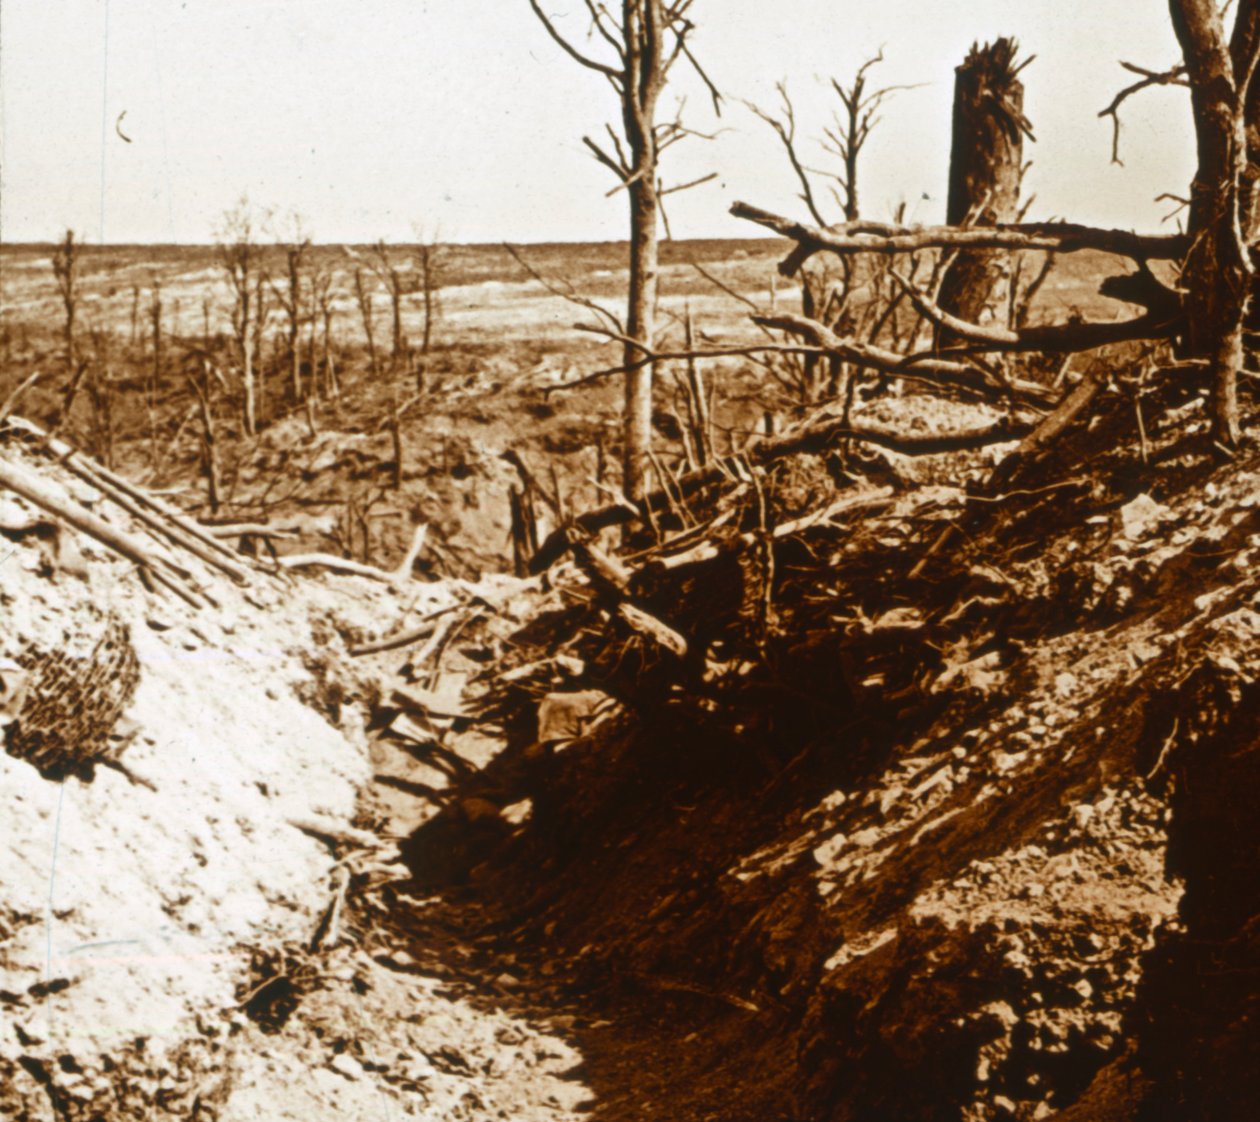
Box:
left=0, top=1, right=1200, bottom=246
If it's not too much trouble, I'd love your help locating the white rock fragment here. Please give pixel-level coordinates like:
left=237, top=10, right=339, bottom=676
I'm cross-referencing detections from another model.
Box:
left=1119, top=493, right=1173, bottom=541
left=329, top=1053, right=364, bottom=1080
left=1054, top=671, right=1077, bottom=698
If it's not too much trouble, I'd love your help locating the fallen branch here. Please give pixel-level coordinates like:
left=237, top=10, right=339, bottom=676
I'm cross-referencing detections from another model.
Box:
left=0, top=372, right=42, bottom=425
left=730, top=201, right=1188, bottom=273
left=57, top=454, right=252, bottom=586
left=278, top=522, right=428, bottom=586
left=7, top=415, right=248, bottom=569
left=889, top=267, right=1180, bottom=354
left=288, top=814, right=384, bottom=851
left=569, top=533, right=689, bottom=659
left=753, top=312, right=1056, bottom=405
left=348, top=601, right=467, bottom=657
left=0, top=456, right=205, bottom=608
left=758, top=415, right=1031, bottom=459
left=203, top=522, right=300, bottom=540
left=654, top=487, right=896, bottom=570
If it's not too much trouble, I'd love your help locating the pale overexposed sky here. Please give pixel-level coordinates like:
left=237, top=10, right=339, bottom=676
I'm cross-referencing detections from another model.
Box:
left=0, top=1, right=1200, bottom=245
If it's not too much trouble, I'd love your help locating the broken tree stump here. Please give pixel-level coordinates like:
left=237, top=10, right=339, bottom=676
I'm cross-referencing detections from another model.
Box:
left=936, top=38, right=1033, bottom=344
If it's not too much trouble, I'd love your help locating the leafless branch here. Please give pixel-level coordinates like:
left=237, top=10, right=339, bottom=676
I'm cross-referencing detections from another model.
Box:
left=1098, top=60, right=1189, bottom=165
left=527, top=0, right=621, bottom=79
left=753, top=312, right=1055, bottom=405
left=745, top=84, right=829, bottom=227
left=730, top=201, right=1189, bottom=273
left=503, top=242, right=625, bottom=334
left=661, top=171, right=718, bottom=196
left=584, top=134, right=632, bottom=182
left=889, top=267, right=1178, bottom=355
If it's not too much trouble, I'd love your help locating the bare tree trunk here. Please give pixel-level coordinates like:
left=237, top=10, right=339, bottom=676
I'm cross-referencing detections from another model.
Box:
left=146, top=282, right=163, bottom=466
left=322, top=304, right=340, bottom=400
left=526, top=0, right=715, bottom=496
left=191, top=362, right=223, bottom=514
left=390, top=399, right=404, bottom=491
left=620, top=0, right=664, bottom=500
left=354, top=268, right=380, bottom=379
left=936, top=39, right=1031, bottom=341
left=624, top=176, right=659, bottom=499
left=1172, top=0, right=1252, bottom=450
left=52, top=230, right=80, bottom=375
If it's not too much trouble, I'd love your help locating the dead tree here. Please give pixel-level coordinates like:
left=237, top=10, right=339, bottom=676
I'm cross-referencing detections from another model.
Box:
left=526, top=0, right=721, bottom=499
left=312, top=266, right=340, bottom=400
left=85, top=327, right=116, bottom=470
left=51, top=230, right=81, bottom=373
left=744, top=57, right=925, bottom=406
left=147, top=278, right=163, bottom=465
left=413, top=233, right=445, bottom=388
left=1169, top=0, right=1253, bottom=449
left=271, top=218, right=313, bottom=403
left=216, top=199, right=261, bottom=435
left=351, top=265, right=381, bottom=379
left=936, top=39, right=1034, bottom=340
left=187, top=357, right=223, bottom=512
left=370, top=241, right=411, bottom=372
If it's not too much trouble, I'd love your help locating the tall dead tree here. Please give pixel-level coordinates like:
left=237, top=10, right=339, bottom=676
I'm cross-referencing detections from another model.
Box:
left=936, top=39, right=1034, bottom=339
left=527, top=0, right=720, bottom=499
left=371, top=241, right=411, bottom=372
left=216, top=200, right=261, bottom=436
left=1170, top=0, right=1253, bottom=449
left=746, top=56, right=916, bottom=404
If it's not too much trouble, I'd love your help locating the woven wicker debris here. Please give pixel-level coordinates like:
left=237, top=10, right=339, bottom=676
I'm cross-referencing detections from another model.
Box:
left=2, top=614, right=140, bottom=781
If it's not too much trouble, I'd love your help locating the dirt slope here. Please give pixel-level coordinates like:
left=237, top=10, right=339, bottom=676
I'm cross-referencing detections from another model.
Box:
left=400, top=373, right=1259, bottom=1121
left=0, top=428, right=589, bottom=1120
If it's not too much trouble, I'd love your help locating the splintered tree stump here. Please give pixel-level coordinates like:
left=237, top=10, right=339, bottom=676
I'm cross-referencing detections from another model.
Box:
left=936, top=38, right=1031, bottom=342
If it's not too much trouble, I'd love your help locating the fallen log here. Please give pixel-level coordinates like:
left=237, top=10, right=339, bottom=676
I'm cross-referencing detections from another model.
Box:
left=6, top=416, right=246, bottom=568
left=889, top=268, right=1180, bottom=355
left=0, top=457, right=205, bottom=608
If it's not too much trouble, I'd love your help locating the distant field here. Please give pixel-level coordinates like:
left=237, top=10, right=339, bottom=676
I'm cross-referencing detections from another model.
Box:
left=0, top=236, right=1122, bottom=356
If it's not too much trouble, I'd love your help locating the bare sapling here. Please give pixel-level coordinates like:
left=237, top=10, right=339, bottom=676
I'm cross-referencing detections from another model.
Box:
left=351, top=265, right=381, bottom=380
left=187, top=357, right=223, bottom=512
left=370, top=241, right=411, bottom=373
left=312, top=266, right=341, bottom=400
left=270, top=216, right=313, bottom=404
left=85, top=326, right=116, bottom=470
left=744, top=56, right=928, bottom=410
left=413, top=232, right=445, bottom=391
left=51, top=229, right=81, bottom=374
left=147, top=278, right=163, bottom=466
